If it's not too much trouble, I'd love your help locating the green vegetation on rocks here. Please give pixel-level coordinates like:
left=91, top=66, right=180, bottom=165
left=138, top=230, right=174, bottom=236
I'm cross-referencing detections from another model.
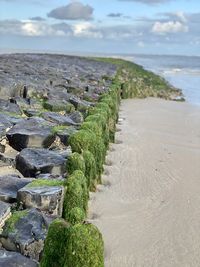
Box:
left=27, top=179, right=64, bottom=188
left=64, top=223, right=104, bottom=267
left=63, top=170, right=88, bottom=220
left=40, top=219, right=70, bottom=267
left=4, top=210, right=28, bottom=234
left=66, top=152, right=86, bottom=175
left=82, top=150, right=97, bottom=191
left=68, top=207, right=86, bottom=225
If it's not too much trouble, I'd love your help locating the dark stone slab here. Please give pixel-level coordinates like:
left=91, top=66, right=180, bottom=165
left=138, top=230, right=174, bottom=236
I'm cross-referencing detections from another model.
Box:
left=0, top=208, right=49, bottom=261
left=42, top=112, right=78, bottom=126
left=0, top=175, right=33, bottom=203
left=0, top=250, right=39, bottom=267
left=18, top=185, right=64, bottom=216
left=6, top=117, right=55, bottom=151
left=16, top=148, right=66, bottom=177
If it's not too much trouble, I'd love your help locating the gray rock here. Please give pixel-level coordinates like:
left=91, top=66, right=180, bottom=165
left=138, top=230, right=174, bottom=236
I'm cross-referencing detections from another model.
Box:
left=0, top=99, right=21, bottom=115
left=43, top=98, right=74, bottom=113
left=16, top=148, right=66, bottom=177
left=18, top=185, right=64, bottom=216
left=0, top=250, right=39, bottom=267
left=0, top=175, right=33, bottom=203
left=0, top=201, right=11, bottom=229
left=0, top=208, right=49, bottom=261
left=56, top=126, right=78, bottom=146
left=6, top=117, right=55, bottom=151
left=42, top=112, right=78, bottom=126
left=69, top=111, right=84, bottom=124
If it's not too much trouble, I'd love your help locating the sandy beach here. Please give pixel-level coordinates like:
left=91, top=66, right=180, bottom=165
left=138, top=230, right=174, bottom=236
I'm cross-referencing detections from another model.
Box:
left=89, top=98, right=200, bottom=267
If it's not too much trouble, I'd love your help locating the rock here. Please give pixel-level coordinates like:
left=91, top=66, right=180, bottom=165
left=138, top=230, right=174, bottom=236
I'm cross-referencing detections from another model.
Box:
left=43, top=99, right=75, bottom=113
left=69, top=95, right=93, bottom=116
left=16, top=148, right=66, bottom=177
left=56, top=126, right=78, bottom=146
left=0, top=208, right=49, bottom=261
left=18, top=185, right=64, bottom=216
left=0, top=201, right=11, bottom=229
left=69, top=111, right=84, bottom=124
left=0, top=99, right=21, bottom=115
left=42, top=112, right=78, bottom=126
left=6, top=117, right=55, bottom=151
left=0, top=250, right=39, bottom=267
left=0, top=175, right=33, bottom=203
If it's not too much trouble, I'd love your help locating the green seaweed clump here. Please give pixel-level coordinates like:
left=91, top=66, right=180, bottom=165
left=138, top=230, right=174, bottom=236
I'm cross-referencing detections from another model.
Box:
left=82, top=150, right=97, bottom=191
left=63, top=170, right=88, bottom=220
left=40, top=219, right=70, bottom=267
left=66, top=152, right=86, bottom=175
left=67, top=207, right=85, bottom=225
left=64, top=223, right=104, bottom=267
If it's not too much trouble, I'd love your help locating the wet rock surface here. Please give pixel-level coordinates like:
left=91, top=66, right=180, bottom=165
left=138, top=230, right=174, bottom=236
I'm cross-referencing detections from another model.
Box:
left=18, top=185, right=64, bottom=216
left=6, top=117, right=55, bottom=151
left=0, top=208, right=49, bottom=261
left=0, top=175, right=33, bottom=203
left=16, top=148, right=67, bottom=177
left=0, top=53, right=117, bottom=264
left=0, top=250, right=39, bottom=267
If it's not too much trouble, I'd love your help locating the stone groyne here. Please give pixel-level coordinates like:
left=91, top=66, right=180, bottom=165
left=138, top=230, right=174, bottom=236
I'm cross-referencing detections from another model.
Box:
left=0, top=54, right=183, bottom=267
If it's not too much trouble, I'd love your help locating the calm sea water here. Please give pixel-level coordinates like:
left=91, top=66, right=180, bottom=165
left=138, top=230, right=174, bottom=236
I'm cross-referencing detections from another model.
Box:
left=123, top=54, right=200, bottom=106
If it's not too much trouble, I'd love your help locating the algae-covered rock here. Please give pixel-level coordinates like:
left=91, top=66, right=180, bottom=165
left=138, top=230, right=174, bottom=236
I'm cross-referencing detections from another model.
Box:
left=64, top=223, right=104, bottom=267
left=67, top=207, right=85, bottom=225
left=66, top=152, right=85, bottom=175
left=82, top=150, right=97, bottom=190
left=63, top=171, right=88, bottom=220
left=40, top=219, right=70, bottom=267
left=0, top=209, right=49, bottom=261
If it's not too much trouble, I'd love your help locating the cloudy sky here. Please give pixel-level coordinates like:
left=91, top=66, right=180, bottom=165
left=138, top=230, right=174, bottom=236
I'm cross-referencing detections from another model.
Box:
left=0, top=0, right=200, bottom=55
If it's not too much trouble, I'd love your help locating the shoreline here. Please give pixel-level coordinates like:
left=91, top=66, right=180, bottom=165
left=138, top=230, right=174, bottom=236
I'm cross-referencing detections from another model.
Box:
left=89, top=97, right=200, bottom=266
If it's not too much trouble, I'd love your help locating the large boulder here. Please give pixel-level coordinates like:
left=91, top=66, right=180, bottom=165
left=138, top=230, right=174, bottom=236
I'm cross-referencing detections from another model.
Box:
left=6, top=117, right=55, bottom=151
left=0, top=201, right=11, bottom=229
left=18, top=184, right=64, bottom=216
left=43, top=99, right=75, bottom=113
left=0, top=175, right=33, bottom=203
left=0, top=250, right=39, bottom=267
left=0, top=99, right=21, bottom=115
left=16, top=148, right=66, bottom=177
left=42, top=112, right=78, bottom=126
left=0, top=209, right=49, bottom=261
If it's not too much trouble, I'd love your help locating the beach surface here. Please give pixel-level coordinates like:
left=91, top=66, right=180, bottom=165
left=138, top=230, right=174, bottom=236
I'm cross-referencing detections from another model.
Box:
left=89, top=98, right=200, bottom=267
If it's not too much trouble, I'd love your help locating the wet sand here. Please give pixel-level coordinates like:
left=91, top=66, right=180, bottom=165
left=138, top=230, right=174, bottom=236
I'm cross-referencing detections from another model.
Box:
left=89, top=98, right=200, bottom=267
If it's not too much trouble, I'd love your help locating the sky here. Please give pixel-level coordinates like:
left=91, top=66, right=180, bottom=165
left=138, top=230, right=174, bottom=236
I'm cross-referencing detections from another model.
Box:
left=0, top=0, right=200, bottom=56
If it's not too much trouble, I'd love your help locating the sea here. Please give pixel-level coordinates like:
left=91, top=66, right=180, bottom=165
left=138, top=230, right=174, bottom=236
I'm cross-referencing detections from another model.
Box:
left=122, top=54, right=200, bottom=106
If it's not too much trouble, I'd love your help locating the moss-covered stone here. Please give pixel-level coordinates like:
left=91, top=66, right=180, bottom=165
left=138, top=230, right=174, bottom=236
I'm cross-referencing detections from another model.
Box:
left=40, top=219, right=70, bottom=267
left=64, top=223, right=104, bottom=267
left=27, top=179, right=64, bottom=188
left=4, top=210, right=28, bottom=234
left=67, top=207, right=85, bottom=225
left=63, top=171, right=88, bottom=220
left=82, top=150, right=97, bottom=191
left=66, top=152, right=86, bottom=175
left=43, top=100, right=75, bottom=113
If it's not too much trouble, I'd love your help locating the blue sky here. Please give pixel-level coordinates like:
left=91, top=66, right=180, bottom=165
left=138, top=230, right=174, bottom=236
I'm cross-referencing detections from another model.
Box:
left=0, top=0, right=200, bottom=55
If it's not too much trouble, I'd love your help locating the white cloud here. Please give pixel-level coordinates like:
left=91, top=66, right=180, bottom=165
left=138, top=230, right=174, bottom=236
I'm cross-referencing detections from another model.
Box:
left=137, top=41, right=145, bottom=47
left=152, top=21, right=188, bottom=34
left=72, top=22, right=103, bottom=38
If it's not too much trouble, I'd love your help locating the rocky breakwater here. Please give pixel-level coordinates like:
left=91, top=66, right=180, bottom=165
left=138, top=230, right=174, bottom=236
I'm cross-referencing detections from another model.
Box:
left=0, top=54, right=117, bottom=266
